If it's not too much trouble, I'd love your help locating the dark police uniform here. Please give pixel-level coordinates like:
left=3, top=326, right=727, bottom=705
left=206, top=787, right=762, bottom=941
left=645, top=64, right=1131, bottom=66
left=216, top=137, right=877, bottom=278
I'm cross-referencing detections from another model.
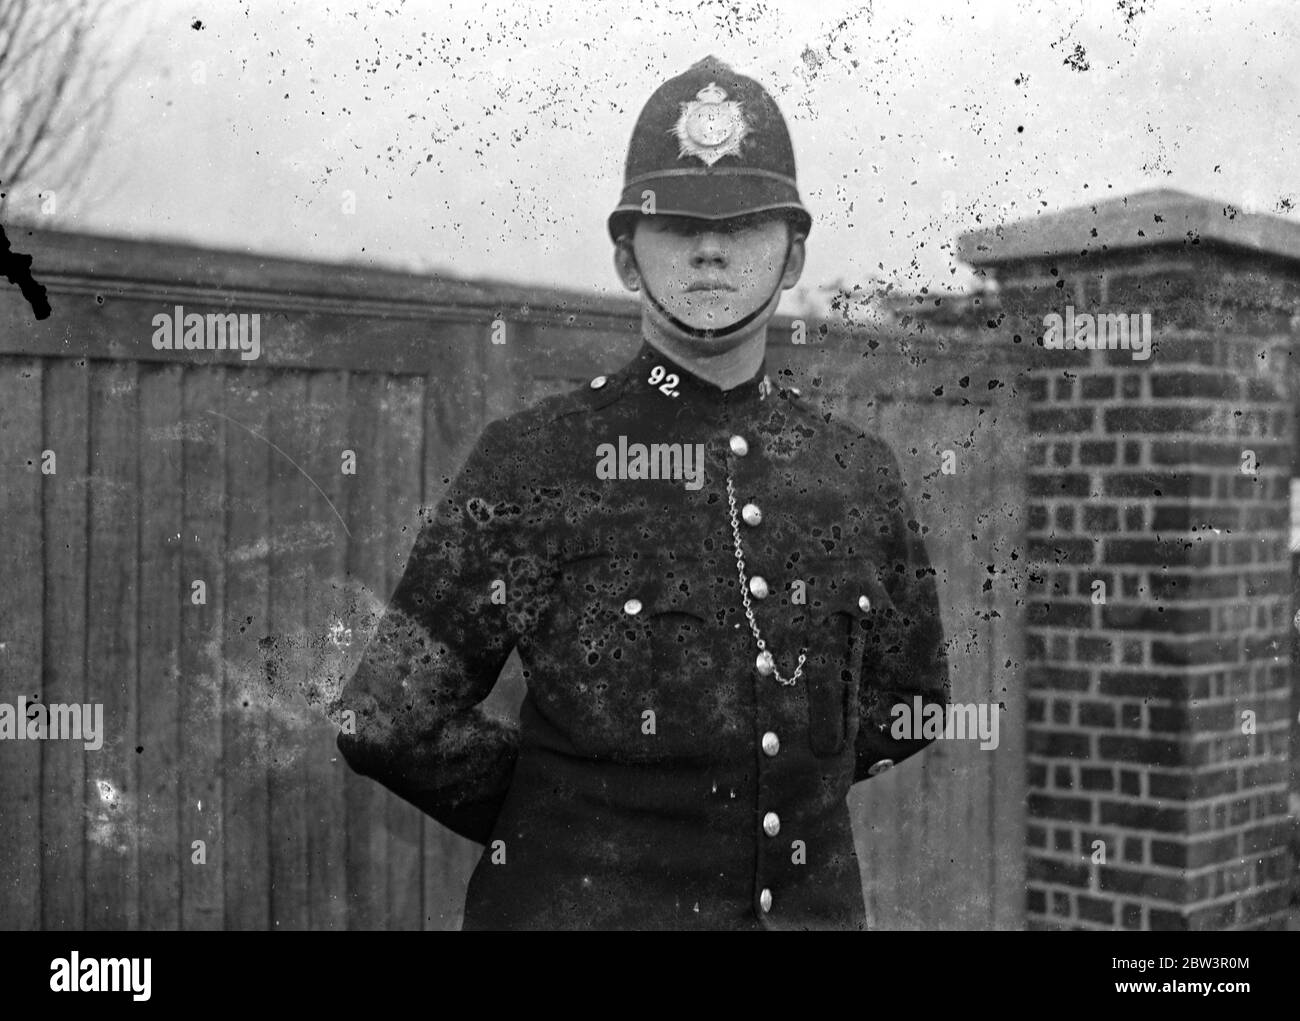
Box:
left=336, top=57, right=950, bottom=930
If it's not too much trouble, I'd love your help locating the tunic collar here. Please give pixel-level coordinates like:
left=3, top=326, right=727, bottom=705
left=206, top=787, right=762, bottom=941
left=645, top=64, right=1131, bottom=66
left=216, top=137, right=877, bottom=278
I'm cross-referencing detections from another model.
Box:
left=618, top=341, right=774, bottom=411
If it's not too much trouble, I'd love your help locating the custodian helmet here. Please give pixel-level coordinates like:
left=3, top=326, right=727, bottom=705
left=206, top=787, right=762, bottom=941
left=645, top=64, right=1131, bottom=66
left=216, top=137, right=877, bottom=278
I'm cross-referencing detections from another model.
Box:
left=607, top=55, right=813, bottom=244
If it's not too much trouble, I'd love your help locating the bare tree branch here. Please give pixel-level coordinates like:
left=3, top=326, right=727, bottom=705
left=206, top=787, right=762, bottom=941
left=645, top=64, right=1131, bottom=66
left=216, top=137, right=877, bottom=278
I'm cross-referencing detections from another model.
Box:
left=0, top=0, right=141, bottom=216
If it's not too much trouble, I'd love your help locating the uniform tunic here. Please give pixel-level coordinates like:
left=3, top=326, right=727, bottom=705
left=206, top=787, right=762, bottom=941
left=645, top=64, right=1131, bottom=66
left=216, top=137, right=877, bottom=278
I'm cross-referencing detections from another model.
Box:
left=337, top=340, right=951, bottom=930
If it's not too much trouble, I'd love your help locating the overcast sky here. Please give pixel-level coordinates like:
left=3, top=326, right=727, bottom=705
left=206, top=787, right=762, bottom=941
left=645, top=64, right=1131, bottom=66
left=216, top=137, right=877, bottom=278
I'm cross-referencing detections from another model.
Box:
left=18, top=0, right=1300, bottom=309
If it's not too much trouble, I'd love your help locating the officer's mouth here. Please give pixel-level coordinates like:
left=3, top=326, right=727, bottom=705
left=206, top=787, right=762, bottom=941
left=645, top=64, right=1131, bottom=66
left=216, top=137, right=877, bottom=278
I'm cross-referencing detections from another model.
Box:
left=684, top=280, right=736, bottom=293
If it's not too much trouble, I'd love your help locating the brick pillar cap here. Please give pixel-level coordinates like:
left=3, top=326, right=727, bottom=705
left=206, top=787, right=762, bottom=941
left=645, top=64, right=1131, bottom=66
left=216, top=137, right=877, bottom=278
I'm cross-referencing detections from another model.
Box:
left=957, top=188, right=1300, bottom=269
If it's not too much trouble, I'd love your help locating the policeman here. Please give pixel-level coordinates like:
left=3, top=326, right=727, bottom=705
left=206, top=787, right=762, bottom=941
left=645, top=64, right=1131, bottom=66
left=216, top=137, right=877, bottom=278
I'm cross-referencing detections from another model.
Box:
left=336, top=55, right=950, bottom=930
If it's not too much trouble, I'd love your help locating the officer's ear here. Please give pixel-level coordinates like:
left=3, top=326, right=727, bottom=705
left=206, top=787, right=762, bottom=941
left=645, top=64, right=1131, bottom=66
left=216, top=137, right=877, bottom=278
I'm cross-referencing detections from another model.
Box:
left=780, top=229, right=806, bottom=291
left=613, top=235, right=641, bottom=293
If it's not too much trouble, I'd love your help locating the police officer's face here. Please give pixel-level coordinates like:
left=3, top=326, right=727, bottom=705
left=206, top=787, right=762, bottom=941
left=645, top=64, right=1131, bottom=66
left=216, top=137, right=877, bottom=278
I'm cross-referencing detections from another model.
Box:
left=622, top=214, right=803, bottom=335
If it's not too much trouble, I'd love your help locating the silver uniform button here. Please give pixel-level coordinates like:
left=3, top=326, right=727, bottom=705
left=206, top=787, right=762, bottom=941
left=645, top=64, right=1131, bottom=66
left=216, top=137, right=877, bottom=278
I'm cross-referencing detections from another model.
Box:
left=741, top=502, right=762, bottom=526
left=761, top=731, right=780, bottom=757
left=858, top=594, right=871, bottom=613
left=729, top=435, right=749, bottom=457
left=762, top=812, right=780, bottom=837
left=590, top=375, right=608, bottom=389
left=867, top=758, right=895, bottom=777
left=759, top=888, right=772, bottom=913
left=623, top=598, right=642, bottom=616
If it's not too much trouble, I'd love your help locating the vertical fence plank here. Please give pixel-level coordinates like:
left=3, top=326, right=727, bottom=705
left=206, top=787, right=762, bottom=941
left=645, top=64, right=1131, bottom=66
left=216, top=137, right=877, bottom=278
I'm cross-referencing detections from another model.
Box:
left=137, top=363, right=184, bottom=929
left=923, top=405, right=961, bottom=928
left=41, top=358, right=88, bottom=929
left=383, top=375, right=427, bottom=930
left=267, top=370, right=311, bottom=929
left=844, top=394, right=889, bottom=928
left=421, top=351, right=487, bottom=930
left=343, top=372, right=387, bottom=928
left=84, top=360, right=140, bottom=929
left=912, top=405, right=950, bottom=930
left=950, top=414, right=991, bottom=928
left=0, top=357, right=43, bottom=930
left=964, top=460, right=997, bottom=929
left=304, top=370, right=350, bottom=930
left=930, top=404, right=986, bottom=928
left=884, top=403, right=927, bottom=929
left=222, top=369, right=272, bottom=929
left=180, top=368, right=226, bottom=929
left=991, top=418, right=1028, bottom=930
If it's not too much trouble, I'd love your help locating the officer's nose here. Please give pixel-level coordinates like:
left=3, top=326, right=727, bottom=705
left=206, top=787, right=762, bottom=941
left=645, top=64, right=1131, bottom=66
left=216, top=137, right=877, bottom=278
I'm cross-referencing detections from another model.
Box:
left=689, top=232, right=728, bottom=269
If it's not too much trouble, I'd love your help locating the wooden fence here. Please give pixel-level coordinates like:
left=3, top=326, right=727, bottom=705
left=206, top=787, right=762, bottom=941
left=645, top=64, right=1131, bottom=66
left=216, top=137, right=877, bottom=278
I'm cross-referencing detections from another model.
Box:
left=0, top=228, right=1027, bottom=929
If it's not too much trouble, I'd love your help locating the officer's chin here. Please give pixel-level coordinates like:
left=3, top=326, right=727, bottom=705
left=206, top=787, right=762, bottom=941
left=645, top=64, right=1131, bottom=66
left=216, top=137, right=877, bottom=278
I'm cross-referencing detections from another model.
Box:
left=649, top=293, right=776, bottom=346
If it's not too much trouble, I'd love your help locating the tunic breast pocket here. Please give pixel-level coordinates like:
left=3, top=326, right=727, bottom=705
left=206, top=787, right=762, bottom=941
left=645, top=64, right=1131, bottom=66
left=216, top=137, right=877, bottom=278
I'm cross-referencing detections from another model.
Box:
left=799, top=559, right=893, bottom=758
left=537, top=552, right=719, bottom=759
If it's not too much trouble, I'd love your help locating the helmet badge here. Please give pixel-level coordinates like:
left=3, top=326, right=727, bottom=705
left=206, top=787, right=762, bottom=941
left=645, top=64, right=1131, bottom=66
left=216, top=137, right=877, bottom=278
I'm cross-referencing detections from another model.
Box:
left=672, top=82, right=747, bottom=166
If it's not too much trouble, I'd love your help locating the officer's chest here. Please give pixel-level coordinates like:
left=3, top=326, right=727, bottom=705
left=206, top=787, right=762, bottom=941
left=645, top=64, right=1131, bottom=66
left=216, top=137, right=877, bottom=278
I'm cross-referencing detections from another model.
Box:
left=518, top=397, right=891, bottom=762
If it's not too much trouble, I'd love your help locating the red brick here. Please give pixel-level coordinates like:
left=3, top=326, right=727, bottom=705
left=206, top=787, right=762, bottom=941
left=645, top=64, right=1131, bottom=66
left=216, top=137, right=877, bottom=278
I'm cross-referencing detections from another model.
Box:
left=1079, top=701, right=1116, bottom=727
left=1027, top=730, right=1091, bottom=758
left=1099, top=866, right=1194, bottom=900
left=1150, top=768, right=1237, bottom=800
left=1028, top=474, right=1093, bottom=497
left=1104, top=407, right=1212, bottom=432
left=1149, top=373, right=1240, bottom=399
left=1101, top=604, right=1213, bottom=631
left=1105, top=538, right=1212, bottom=567
left=1187, top=901, right=1236, bottom=930
left=1027, top=856, right=1090, bottom=886
left=1081, top=376, right=1117, bottom=400
left=1028, top=793, right=1094, bottom=822
left=1027, top=601, right=1093, bottom=628
left=1075, top=636, right=1114, bottom=663
left=1030, top=407, right=1095, bottom=432
left=1151, top=636, right=1236, bottom=666
left=1082, top=505, right=1120, bottom=531
left=1079, top=441, right=1118, bottom=465
left=1026, top=665, right=1093, bottom=692
left=1099, top=800, right=1187, bottom=831
left=1104, top=472, right=1212, bottom=498
left=1098, top=670, right=1193, bottom=699
left=1151, top=833, right=1240, bottom=869
left=1080, top=767, right=1115, bottom=791
left=1147, top=571, right=1239, bottom=600
left=1077, top=895, right=1115, bottom=925
left=1148, top=907, right=1186, bottom=930
left=1099, top=735, right=1185, bottom=767
left=1028, top=537, right=1096, bottom=563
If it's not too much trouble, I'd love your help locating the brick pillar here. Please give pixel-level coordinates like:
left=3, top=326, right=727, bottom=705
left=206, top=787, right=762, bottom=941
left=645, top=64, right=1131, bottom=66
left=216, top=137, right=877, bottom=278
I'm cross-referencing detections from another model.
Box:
left=960, top=190, right=1297, bottom=930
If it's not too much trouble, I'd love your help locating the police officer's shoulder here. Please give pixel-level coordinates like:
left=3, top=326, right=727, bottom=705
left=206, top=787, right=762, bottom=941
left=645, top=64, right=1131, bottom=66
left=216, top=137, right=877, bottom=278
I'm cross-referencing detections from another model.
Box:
left=772, top=382, right=866, bottom=442
left=477, top=368, right=633, bottom=447
left=783, top=395, right=908, bottom=491
left=447, top=376, right=631, bottom=506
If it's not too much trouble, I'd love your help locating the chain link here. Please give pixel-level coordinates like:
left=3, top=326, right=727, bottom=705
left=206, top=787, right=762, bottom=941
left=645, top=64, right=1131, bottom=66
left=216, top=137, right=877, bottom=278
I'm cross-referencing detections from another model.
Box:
left=726, top=471, right=806, bottom=687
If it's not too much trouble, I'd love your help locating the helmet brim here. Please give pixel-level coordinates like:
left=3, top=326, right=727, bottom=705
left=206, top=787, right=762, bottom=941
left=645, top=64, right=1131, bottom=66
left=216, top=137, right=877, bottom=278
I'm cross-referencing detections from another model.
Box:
left=608, top=172, right=811, bottom=242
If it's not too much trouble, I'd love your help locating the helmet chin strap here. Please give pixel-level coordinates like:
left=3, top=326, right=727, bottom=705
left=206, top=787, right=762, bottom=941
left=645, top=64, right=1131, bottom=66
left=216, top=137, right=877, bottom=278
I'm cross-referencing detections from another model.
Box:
left=630, top=235, right=793, bottom=341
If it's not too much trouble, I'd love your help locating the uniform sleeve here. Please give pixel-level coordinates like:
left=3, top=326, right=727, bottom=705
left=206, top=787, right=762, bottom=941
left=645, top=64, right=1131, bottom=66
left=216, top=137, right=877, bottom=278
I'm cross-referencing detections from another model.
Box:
left=852, top=436, right=952, bottom=783
left=335, top=417, right=534, bottom=844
